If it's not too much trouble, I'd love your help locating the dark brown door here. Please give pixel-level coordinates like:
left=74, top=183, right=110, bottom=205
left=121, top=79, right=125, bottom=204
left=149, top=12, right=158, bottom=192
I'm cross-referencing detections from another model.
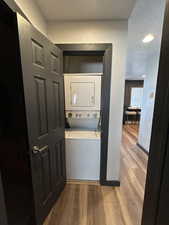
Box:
left=17, top=14, right=66, bottom=225
left=156, top=137, right=169, bottom=225
left=141, top=1, right=169, bottom=225
left=0, top=172, right=8, bottom=225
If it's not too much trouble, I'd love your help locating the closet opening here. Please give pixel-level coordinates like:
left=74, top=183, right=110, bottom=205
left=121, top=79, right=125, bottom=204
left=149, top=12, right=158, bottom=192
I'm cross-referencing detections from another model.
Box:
left=57, top=44, right=113, bottom=185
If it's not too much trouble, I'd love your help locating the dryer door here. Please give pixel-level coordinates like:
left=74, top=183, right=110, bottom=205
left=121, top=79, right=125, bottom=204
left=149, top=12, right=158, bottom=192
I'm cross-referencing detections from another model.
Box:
left=71, top=81, right=95, bottom=107
left=64, top=75, right=101, bottom=110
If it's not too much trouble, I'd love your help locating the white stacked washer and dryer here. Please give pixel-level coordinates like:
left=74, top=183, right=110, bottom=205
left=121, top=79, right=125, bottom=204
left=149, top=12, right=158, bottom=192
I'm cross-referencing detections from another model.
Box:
left=64, top=73, right=102, bottom=180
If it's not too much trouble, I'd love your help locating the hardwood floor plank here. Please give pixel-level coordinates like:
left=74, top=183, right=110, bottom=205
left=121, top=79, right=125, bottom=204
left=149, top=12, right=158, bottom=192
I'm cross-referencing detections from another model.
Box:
left=79, top=184, right=88, bottom=225
left=102, top=187, right=126, bottom=225
left=87, top=185, right=106, bottom=225
left=44, top=125, right=148, bottom=225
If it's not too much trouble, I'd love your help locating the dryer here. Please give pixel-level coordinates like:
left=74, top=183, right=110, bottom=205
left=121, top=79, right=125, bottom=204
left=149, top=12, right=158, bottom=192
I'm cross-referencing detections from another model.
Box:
left=64, top=73, right=102, bottom=130
left=64, top=73, right=102, bottom=111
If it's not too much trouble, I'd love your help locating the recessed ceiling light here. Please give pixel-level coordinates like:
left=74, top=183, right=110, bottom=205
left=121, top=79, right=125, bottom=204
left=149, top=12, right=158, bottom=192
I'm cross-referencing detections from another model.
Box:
left=142, top=74, right=146, bottom=78
left=142, top=34, right=154, bottom=43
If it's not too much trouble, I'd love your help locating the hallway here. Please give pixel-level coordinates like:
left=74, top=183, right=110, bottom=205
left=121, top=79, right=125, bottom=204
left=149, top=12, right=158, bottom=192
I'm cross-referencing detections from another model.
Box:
left=44, top=125, right=148, bottom=225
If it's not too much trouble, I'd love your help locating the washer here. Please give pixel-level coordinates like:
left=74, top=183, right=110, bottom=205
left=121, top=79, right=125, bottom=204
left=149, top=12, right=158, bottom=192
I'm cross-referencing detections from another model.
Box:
left=65, top=130, right=101, bottom=180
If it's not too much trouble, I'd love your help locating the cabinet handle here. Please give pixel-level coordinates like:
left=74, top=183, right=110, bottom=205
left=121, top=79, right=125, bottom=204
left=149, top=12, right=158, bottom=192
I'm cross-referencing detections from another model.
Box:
left=91, top=96, right=95, bottom=104
left=72, top=93, right=77, bottom=105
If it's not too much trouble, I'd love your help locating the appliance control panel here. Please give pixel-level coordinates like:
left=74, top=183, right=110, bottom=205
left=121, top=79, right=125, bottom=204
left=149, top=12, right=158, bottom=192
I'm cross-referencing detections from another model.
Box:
left=66, top=111, right=100, bottom=119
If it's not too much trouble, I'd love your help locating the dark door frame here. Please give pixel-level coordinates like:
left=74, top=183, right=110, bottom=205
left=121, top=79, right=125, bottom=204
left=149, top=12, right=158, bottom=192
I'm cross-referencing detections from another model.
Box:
left=0, top=172, right=8, bottom=225
left=56, top=44, right=116, bottom=186
left=141, top=0, right=169, bottom=225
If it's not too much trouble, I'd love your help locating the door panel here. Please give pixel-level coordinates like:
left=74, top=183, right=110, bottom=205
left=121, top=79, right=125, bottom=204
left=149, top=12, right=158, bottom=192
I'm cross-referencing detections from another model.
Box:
left=51, top=53, right=60, bottom=75
left=47, top=43, right=66, bottom=195
left=17, top=14, right=66, bottom=225
left=41, top=147, right=52, bottom=203
left=53, top=142, right=63, bottom=186
left=32, top=39, right=45, bottom=68
left=52, top=81, right=61, bottom=129
left=35, top=77, right=48, bottom=136
left=52, top=139, right=66, bottom=187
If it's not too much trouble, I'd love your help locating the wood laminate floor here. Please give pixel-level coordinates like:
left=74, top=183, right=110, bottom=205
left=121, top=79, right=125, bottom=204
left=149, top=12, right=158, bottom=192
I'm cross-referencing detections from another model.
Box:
left=44, top=125, right=148, bottom=225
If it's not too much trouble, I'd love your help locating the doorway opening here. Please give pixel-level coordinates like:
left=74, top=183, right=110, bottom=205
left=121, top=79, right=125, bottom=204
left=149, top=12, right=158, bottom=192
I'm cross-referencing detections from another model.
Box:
left=123, top=80, right=144, bottom=142
left=121, top=0, right=166, bottom=224
left=57, top=44, right=112, bottom=185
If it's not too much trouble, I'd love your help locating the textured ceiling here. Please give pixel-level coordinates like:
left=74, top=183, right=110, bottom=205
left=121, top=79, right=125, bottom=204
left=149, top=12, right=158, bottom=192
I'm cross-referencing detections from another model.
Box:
left=35, top=0, right=136, bottom=21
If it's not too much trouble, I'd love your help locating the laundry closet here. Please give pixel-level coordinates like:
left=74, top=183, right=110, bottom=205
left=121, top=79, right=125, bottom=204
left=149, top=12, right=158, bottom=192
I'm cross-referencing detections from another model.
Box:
left=63, top=54, right=103, bottom=180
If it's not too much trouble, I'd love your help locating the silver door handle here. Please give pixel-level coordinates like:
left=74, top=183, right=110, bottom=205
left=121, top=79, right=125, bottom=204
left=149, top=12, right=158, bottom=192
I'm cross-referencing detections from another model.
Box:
left=32, top=145, right=48, bottom=154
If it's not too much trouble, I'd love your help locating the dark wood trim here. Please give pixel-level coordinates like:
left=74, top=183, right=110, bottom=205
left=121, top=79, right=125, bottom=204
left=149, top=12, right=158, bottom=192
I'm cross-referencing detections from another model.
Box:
left=137, top=143, right=149, bottom=156
left=63, top=51, right=104, bottom=56
left=101, top=180, right=120, bottom=187
left=56, top=43, right=112, bottom=186
left=100, top=45, right=112, bottom=183
left=141, top=1, right=169, bottom=225
left=57, top=43, right=111, bottom=52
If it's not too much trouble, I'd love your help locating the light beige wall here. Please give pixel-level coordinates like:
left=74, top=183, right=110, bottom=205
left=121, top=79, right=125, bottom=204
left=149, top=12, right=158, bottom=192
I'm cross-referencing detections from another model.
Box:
left=14, top=0, right=47, bottom=35
left=48, top=20, right=128, bottom=180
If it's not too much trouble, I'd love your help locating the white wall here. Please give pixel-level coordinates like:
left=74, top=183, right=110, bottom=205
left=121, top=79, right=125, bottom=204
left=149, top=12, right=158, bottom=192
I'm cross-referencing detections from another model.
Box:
left=48, top=21, right=128, bottom=180
left=14, top=0, right=47, bottom=35
left=126, top=0, right=166, bottom=152
left=138, top=52, right=162, bottom=151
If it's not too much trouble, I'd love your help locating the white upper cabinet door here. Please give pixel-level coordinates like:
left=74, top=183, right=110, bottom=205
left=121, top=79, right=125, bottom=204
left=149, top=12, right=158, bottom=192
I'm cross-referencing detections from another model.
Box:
left=64, top=74, right=101, bottom=110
